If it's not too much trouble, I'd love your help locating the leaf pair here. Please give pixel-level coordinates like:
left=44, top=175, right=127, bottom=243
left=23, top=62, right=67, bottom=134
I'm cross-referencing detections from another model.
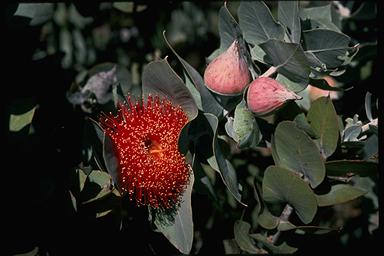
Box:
left=237, top=1, right=354, bottom=91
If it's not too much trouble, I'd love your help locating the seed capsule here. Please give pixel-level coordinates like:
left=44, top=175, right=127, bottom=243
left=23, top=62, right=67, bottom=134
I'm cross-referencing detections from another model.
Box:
left=247, top=77, right=301, bottom=116
left=204, top=40, right=250, bottom=95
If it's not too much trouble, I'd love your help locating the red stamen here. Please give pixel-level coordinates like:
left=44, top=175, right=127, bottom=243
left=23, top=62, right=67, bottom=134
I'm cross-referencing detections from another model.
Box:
left=99, top=95, right=190, bottom=209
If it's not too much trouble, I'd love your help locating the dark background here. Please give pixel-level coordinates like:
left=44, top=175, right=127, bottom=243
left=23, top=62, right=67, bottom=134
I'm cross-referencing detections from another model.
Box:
left=2, top=2, right=381, bottom=255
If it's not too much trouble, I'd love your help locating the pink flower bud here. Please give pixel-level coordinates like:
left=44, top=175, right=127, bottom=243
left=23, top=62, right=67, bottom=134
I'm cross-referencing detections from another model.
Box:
left=247, top=77, right=301, bottom=116
left=204, top=40, right=250, bottom=95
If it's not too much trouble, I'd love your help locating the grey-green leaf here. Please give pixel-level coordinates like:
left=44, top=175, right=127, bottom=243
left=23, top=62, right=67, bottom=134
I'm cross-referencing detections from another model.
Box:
left=271, top=135, right=281, bottom=166
left=276, top=73, right=306, bottom=93
left=307, top=96, right=339, bottom=158
left=224, top=117, right=235, bottom=139
left=300, top=5, right=341, bottom=32
left=260, top=39, right=310, bottom=88
left=218, top=3, right=242, bottom=51
left=274, top=121, right=325, bottom=188
left=233, top=100, right=261, bottom=148
left=238, top=1, right=285, bottom=45
left=365, top=92, right=373, bottom=121
left=113, top=2, right=147, bottom=13
left=77, top=168, right=88, bottom=192
left=142, top=58, right=198, bottom=121
left=184, top=72, right=203, bottom=111
left=87, top=170, right=111, bottom=188
left=155, top=171, right=194, bottom=254
left=192, top=153, right=217, bottom=200
left=14, top=3, right=54, bottom=26
left=204, top=113, right=246, bottom=206
left=13, top=246, right=39, bottom=256
left=223, top=239, right=241, bottom=254
left=9, top=105, right=36, bottom=132
left=316, top=184, right=366, bottom=207
left=69, top=190, right=77, bottom=212
left=262, top=166, right=318, bottom=224
left=258, top=207, right=279, bottom=230
left=103, top=133, right=120, bottom=191
left=250, top=44, right=267, bottom=64
left=163, top=32, right=223, bottom=117
left=234, top=220, right=260, bottom=254
left=343, top=124, right=362, bottom=142
left=278, top=1, right=301, bottom=43
left=294, top=113, right=318, bottom=138
left=303, top=29, right=351, bottom=69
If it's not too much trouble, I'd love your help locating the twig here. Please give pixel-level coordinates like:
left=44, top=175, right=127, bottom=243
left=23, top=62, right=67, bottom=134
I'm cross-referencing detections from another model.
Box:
left=361, top=118, right=378, bottom=133
left=271, top=204, right=293, bottom=244
left=260, top=66, right=277, bottom=78
left=332, top=1, right=351, bottom=18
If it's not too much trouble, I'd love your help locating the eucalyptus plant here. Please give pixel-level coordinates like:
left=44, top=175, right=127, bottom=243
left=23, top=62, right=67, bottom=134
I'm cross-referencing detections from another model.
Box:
left=9, top=1, right=378, bottom=255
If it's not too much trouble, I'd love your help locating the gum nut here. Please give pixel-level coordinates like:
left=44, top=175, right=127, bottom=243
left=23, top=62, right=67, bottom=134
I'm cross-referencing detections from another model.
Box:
left=204, top=40, right=250, bottom=96
left=247, top=77, right=302, bottom=116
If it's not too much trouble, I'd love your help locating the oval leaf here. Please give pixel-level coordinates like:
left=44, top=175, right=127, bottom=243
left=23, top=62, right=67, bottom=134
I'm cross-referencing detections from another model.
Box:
left=223, top=239, right=241, bottom=254
left=155, top=170, right=194, bottom=254
left=142, top=58, right=198, bottom=121
left=113, top=2, right=147, bottom=13
left=260, top=39, right=310, bottom=88
left=365, top=91, right=373, bottom=121
left=300, top=4, right=341, bottom=32
left=270, top=135, right=280, bottom=167
left=184, top=71, right=203, bottom=110
left=303, top=28, right=351, bottom=69
left=14, top=3, right=54, bottom=26
left=238, top=1, right=285, bottom=45
left=294, top=113, right=319, bottom=138
left=276, top=73, right=306, bottom=93
left=278, top=1, right=301, bottom=43
left=262, top=166, right=318, bottom=224
left=87, top=170, right=111, bottom=188
left=258, top=207, right=279, bottom=230
left=218, top=3, right=242, bottom=51
left=233, top=100, right=261, bottom=148
left=307, top=96, right=339, bottom=158
left=274, top=121, right=326, bottom=188
left=234, top=220, right=260, bottom=254
left=163, top=32, right=223, bottom=118
left=204, top=113, right=246, bottom=206
left=316, top=184, right=367, bottom=207
left=103, top=133, right=120, bottom=191
left=250, top=44, right=267, bottom=64
left=192, top=153, right=217, bottom=200
left=9, top=105, right=36, bottom=132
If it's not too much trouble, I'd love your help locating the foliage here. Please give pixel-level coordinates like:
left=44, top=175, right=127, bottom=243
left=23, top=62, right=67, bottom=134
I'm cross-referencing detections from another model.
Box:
left=6, top=1, right=378, bottom=255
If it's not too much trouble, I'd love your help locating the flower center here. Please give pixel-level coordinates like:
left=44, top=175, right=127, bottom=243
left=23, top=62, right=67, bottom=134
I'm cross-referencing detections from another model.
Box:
left=144, top=136, right=164, bottom=157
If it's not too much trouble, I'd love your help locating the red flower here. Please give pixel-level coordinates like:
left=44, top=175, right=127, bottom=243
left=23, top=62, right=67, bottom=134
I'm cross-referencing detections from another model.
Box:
left=99, top=95, right=190, bottom=209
